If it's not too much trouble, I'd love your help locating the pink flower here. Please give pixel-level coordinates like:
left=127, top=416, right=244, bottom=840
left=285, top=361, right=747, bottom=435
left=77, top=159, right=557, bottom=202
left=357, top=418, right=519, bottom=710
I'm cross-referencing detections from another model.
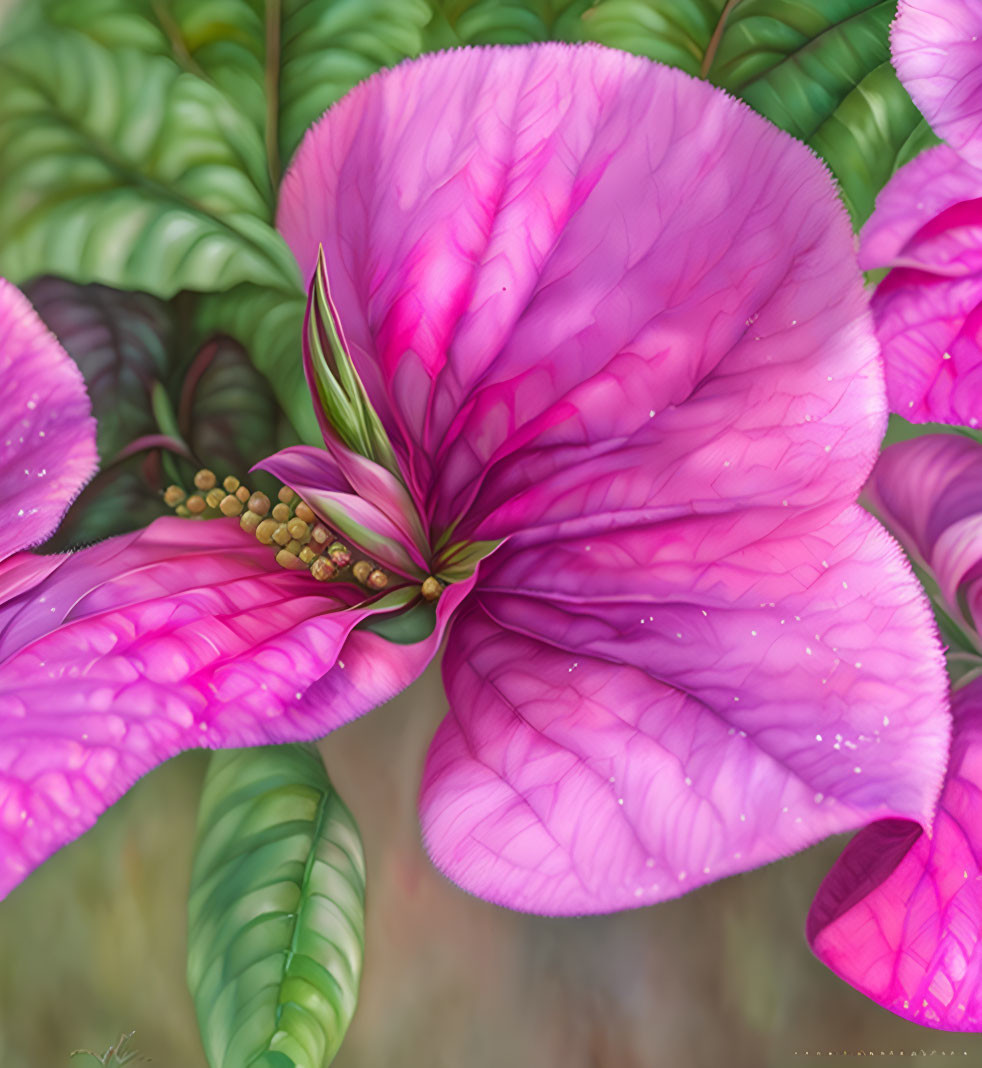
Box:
left=859, top=0, right=982, bottom=423
left=0, top=278, right=96, bottom=562
left=810, top=433, right=982, bottom=1030
left=0, top=47, right=948, bottom=917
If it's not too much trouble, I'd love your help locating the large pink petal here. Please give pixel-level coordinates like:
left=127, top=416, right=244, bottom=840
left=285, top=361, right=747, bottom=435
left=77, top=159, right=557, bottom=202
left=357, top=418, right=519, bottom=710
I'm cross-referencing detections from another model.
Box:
left=869, top=270, right=982, bottom=423
left=894, top=0, right=982, bottom=170
left=0, top=278, right=96, bottom=559
left=0, top=516, right=417, bottom=898
left=859, top=145, right=982, bottom=273
left=808, top=678, right=982, bottom=1030
left=419, top=505, right=948, bottom=915
left=278, top=45, right=875, bottom=541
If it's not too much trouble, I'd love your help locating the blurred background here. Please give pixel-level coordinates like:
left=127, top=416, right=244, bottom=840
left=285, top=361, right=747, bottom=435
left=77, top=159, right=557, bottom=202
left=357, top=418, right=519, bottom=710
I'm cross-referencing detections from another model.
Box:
left=2, top=660, right=980, bottom=1067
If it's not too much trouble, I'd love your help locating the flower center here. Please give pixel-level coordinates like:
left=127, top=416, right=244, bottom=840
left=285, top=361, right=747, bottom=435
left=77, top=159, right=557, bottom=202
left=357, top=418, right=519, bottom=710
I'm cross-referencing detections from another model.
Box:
left=162, top=467, right=441, bottom=596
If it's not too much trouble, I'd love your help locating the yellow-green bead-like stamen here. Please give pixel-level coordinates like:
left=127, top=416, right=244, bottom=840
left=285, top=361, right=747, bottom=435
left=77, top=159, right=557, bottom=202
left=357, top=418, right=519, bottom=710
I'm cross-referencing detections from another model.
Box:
left=163, top=468, right=393, bottom=592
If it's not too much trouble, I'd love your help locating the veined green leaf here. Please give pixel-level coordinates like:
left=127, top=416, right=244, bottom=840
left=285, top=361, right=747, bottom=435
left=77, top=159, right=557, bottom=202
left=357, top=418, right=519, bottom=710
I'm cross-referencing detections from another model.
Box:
left=0, top=27, right=301, bottom=297
left=579, top=0, right=931, bottom=226
left=188, top=744, right=365, bottom=1068
left=810, top=62, right=939, bottom=225
left=422, top=0, right=591, bottom=46
left=184, top=334, right=287, bottom=483
left=11, top=0, right=435, bottom=174
left=24, top=277, right=173, bottom=460
left=195, top=286, right=318, bottom=446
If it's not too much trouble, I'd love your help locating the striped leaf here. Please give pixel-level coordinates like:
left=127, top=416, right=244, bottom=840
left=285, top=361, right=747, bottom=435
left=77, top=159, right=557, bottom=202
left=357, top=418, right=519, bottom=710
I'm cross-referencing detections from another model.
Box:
left=187, top=745, right=365, bottom=1068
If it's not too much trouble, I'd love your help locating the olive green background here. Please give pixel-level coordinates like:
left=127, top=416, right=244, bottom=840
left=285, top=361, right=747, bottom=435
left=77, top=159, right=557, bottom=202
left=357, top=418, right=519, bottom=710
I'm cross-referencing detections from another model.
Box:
left=0, top=660, right=979, bottom=1067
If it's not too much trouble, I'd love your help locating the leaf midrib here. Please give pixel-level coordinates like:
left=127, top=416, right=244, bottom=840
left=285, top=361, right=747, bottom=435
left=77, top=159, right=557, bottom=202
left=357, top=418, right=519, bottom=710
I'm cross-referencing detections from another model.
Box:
left=711, top=0, right=892, bottom=103
left=0, top=47, right=298, bottom=295
left=275, top=787, right=330, bottom=1026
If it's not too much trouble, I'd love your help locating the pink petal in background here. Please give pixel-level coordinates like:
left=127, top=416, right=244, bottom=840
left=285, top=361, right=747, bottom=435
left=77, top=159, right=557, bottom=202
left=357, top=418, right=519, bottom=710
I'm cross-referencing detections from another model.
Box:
left=0, top=278, right=96, bottom=559
left=894, top=0, right=982, bottom=170
left=868, top=270, right=982, bottom=424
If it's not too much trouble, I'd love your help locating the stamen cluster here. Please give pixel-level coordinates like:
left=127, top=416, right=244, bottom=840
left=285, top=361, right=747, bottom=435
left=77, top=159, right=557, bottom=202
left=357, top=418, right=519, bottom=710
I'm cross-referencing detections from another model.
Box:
left=163, top=469, right=390, bottom=591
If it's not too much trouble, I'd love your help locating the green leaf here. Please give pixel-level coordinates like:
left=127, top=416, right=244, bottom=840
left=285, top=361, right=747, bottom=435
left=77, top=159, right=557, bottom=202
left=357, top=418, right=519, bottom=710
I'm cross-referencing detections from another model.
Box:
left=24, top=277, right=173, bottom=460
left=12, top=0, right=435, bottom=176
left=188, top=744, right=365, bottom=1068
left=42, top=452, right=166, bottom=551
left=422, top=0, right=591, bottom=46
left=194, top=286, right=318, bottom=446
left=579, top=0, right=931, bottom=225
left=184, top=335, right=286, bottom=479
left=809, top=62, right=939, bottom=225
left=0, top=26, right=300, bottom=297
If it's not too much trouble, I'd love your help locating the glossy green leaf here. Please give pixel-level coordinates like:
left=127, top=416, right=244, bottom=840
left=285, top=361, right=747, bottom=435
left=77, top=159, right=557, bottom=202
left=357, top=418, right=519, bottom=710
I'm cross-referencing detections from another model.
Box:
left=278, top=0, right=432, bottom=165
left=422, top=0, right=590, bottom=46
left=188, top=744, right=365, bottom=1068
left=12, top=0, right=435, bottom=174
left=579, top=0, right=931, bottom=225
left=24, top=277, right=173, bottom=460
left=184, top=335, right=286, bottom=479
left=194, top=286, right=318, bottom=446
left=22, top=277, right=179, bottom=550
left=0, top=27, right=300, bottom=297
left=43, top=452, right=166, bottom=551
left=810, top=62, right=939, bottom=224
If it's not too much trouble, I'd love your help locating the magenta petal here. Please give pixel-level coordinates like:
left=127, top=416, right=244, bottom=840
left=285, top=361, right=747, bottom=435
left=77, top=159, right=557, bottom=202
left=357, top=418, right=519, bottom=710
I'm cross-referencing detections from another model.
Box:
left=865, top=434, right=982, bottom=635
left=419, top=505, right=948, bottom=915
left=808, top=679, right=982, bottom=1030
left=894, top=0, right=982, bottom=170
left=0, top=278, right=96, bottom=558
left=864, top=434, right=982, bottom=567
left=278, top=45, right=874, bottom=540
left=0, top=517, right=385, bottom=898
left=255, top=446, right=427, bottom=575
left=859, top=145, right=982, bottom=272
left=870, top=270, right=982, bottom=423
left=296, top=574, right=477, bottom=734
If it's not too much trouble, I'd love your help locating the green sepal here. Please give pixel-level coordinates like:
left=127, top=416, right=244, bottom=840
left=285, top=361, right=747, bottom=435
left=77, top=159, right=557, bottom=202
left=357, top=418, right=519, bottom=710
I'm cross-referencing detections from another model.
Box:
left=436, top=538, right=505, bottom=583
left=307, top=248, right=400, bottom=475
left=358, top=597, right=437, bottom=644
